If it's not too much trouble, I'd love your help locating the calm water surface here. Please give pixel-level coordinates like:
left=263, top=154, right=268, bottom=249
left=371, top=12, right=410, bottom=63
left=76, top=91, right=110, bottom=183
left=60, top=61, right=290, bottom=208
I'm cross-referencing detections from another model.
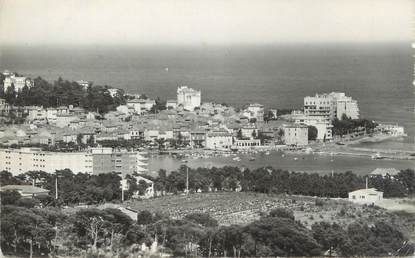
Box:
left=147, top=152, right=414, bottom=176
left=1, top=43, right=413, bottom=150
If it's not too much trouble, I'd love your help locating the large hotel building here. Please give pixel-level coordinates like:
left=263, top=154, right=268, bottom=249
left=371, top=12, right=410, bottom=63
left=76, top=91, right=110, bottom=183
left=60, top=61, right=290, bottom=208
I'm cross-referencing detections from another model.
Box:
left=0, top=147, right=147, bottom=176
left=294, top=92, right=359, bottom=140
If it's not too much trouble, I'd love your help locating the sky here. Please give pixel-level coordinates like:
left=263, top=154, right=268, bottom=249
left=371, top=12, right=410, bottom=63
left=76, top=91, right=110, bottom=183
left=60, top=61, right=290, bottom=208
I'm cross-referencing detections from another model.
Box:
left=0, top=0, right=413, bottom=46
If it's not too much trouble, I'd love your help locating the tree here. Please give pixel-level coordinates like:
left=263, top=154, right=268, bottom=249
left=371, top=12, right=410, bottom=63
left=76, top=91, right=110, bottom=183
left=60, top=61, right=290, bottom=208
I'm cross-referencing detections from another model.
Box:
left=1, top=190, right=21, bottom=205
left=0, top=170, right=23, bottom=186
left=4, top=84, right=16, bottom=105
left=138, top=94, right=148, bottom=100
left=396, top=169, right=415, bottom=195
left=245, top=216, right=321, bottom=256
left=308, top=126, right=318, bottom=141
left=150, top=97, right=166, bottom=113
left=268, top=208, right=294, bottom=221
left=137, top=180, right=149, bottom=196
left=236, top=129, right=243, bottom=139
left=154, top=169, right=167, bottom=196
left=312, top=222, right=348, bottom=256
left=1, top=206, right=56, bottom=257
left=72, top=208, right=106, bottom=250
left=345, top=221, right=406, bottom=256
left=184, top=213, right=218, bottom=228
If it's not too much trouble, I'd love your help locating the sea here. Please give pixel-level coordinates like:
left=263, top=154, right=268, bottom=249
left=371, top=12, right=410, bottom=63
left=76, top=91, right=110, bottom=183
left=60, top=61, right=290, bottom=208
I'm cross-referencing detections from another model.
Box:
left=0, top=43, right=414, bottom=173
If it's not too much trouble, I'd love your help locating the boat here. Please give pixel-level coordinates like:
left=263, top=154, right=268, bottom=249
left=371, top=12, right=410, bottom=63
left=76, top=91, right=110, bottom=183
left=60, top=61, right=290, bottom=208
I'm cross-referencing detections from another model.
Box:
left=265, top=151, right=270, bottom=155
left=293, top=157, right=298, bottom=161
left=233, top=157, right=241, bottom=161
left=371, top=153, right=385, bottom=160
left=249, top=157, right=256, bottom=161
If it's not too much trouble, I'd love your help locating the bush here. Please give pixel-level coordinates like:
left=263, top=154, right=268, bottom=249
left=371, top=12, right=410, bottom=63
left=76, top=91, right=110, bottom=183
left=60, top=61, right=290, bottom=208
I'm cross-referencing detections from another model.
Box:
left=268, top=208, right=295, bottom=220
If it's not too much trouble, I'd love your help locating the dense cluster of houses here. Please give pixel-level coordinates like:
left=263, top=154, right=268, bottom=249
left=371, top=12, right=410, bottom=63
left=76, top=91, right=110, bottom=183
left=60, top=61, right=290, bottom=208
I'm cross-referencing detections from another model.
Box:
left=1, top=81, right=377, bottom=154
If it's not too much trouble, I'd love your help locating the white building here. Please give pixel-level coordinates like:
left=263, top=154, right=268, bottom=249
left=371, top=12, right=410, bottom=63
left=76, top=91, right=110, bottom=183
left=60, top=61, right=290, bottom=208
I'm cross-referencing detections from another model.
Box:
left=375, top=123, right=406, bottom=136
left=107, top=88, right=120, bottom=98
left=294, top=115, right=333, bottom=140
left=369, top=168, right=400, bottom=178
left=77, top=80, right=91, bottom=90
left=205, top=131, right=233, bottom=150
left=3, top=75, right=33, bottom=93
left=166, top=100, right=177, bottom=110
left=53, top=114, right=79, bottom=128
left=232, top=139, right=261, bottom=149
left=126, top=99, right=156, bottom=114
left=134, top=176, right=154, bottom=199
left=245, top=103, right=265, bottom=122
left=240, top=124, right=259, bottom=139
left=304, top=92, right=359, bottom=120
left=283, top=124, right=309, bottom=146
left=177, top=86, right=201, bottom=111
left=26, top=106, right=47, bottom=121
left=348, top=188, right=383, bottom=205
left=0, top=147, right=149, bottom=176
left=0, top=147, right=93, bottom=175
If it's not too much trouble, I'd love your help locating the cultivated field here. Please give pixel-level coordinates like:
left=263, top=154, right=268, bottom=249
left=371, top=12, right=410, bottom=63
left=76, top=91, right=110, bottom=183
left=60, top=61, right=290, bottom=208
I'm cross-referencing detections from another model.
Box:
left=125, top=192, right=415, bottom=241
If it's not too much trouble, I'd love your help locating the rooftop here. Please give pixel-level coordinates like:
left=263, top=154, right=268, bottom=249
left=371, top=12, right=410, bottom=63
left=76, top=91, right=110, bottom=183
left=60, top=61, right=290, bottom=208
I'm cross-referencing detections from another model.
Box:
left=370, top=168, right=400, bottom=177
left=1, top=185, right=50, bottom=195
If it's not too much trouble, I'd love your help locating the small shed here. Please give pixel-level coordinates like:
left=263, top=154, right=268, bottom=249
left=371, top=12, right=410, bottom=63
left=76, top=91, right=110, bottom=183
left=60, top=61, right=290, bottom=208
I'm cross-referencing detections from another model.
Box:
left=348, top=188, right=383, bottom=205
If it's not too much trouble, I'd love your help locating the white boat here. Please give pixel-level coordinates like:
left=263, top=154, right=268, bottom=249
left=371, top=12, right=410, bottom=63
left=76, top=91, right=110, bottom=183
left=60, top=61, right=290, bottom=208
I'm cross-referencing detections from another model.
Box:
left=371, top=153, right=384, bottom=160
left=265, top=151, right=270, bottom=155
left=233, top=157, right=241, bottom=161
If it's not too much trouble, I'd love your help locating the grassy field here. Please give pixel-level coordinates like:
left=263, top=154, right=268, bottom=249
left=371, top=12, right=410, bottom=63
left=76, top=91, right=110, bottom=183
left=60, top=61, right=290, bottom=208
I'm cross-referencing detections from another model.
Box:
left=124, top=192, right=415, bottom=241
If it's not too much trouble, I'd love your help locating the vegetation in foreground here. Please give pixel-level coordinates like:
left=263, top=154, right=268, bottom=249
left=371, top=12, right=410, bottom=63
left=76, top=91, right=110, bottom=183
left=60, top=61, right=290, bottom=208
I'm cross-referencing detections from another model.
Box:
left=1, top=167, right=414, bottom=257
left=1, top=190, right=414, bottom=258
left=1, top=166, right=413, bottom=208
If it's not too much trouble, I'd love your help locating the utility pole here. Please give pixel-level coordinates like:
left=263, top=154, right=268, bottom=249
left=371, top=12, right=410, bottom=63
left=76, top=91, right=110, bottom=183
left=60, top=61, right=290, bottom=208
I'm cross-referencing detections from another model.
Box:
left=55, top=176, right=58, bottom=200
left=186, top=166, right=189, bottom=195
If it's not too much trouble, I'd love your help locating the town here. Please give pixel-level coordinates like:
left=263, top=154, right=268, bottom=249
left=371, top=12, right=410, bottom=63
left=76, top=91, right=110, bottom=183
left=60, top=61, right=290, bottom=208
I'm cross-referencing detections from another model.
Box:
left=0, top=70, right=409, bottom=176
left=0, top=70, right=414, bottom=258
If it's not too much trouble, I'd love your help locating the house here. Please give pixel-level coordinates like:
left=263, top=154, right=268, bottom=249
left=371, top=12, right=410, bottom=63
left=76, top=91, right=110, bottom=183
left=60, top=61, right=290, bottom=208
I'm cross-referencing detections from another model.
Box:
left=369, top=168, right=400, bottom=178
left=126, top=99, right=156, bottom=114
left=0, top=185, right=50, bottom=198
left=126, top=100, right=142, bottom=114
left=232, top=139, right=261, bottom=149
left=121, top=175, right=154, bottom=199
left=246, top=103, right=265, bottom=122
left=30, top=130, right=55, bottom=145
left=77, top=80, right=91, bottom=90
left=54, top=114, right=79, bottom=128
left=3, top=75, right=33, bottom=92
left=166, top=100, right=177, bottom=110
left=190, top=130, right=206, bottom=148
left=293, top=114, right=333, bottom=140
left=63, top=132, right=96, bottom=145
left=205, top=130, right=233, bottom=150
left=134, top=176, right=154, bottom=199
left=283, top=124, right=308, bottom=146
left=177, top=86, right=201, bottom=111
left=107, top=88, right=120, bottom=98
left=240, top=124, right=258, bottom=139
left=348, top=188, right=383, bottom=205
left=116, top=105, right=130, bottom=115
